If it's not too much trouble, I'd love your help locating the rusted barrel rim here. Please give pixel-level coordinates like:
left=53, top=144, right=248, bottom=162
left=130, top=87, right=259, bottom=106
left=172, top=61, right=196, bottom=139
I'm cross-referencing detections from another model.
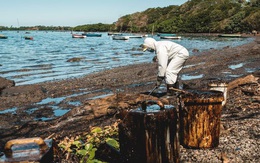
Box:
left=180, top=90, right=224, bottom=104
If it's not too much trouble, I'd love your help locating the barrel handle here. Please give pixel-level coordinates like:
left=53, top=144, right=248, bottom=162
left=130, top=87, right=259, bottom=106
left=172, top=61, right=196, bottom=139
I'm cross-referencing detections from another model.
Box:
left=4, top=137, right=48, bottom=157
left=141, top=100, right=165, bottom=111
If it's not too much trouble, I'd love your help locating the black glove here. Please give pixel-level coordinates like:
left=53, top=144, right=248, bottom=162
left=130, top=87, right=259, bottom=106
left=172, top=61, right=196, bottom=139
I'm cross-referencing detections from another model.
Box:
left=152, top=56, right=158, bottom=62
left=156, top=76, right=164, bottom=87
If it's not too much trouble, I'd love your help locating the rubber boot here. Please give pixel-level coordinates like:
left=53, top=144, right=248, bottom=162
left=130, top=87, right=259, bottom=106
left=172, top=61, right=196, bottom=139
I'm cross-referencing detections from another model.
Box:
left=167, top=82, right=179, bottom=96
left=173, top=81, right=179, bottom=89
left=167, top=84, right=175, bottom=96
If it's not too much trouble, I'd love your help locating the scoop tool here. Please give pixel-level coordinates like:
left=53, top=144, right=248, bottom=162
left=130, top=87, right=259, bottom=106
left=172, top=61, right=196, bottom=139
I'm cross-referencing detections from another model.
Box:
left=148, top=86, right=158, bottom=95
left=169, top=87, right=193, bottom=94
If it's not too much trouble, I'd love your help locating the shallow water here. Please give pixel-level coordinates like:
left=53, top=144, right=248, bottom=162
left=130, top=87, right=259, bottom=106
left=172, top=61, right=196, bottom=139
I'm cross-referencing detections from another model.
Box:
left=0, top=31, right=253, bottom=85
left=0, top=31, right=255, bottom=120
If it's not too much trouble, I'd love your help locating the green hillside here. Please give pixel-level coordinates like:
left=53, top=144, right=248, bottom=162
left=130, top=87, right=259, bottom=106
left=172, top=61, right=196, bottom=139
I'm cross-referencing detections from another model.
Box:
left=74, top=0, right=259, bottom=34
left=113, top=0, right=259, bottom=33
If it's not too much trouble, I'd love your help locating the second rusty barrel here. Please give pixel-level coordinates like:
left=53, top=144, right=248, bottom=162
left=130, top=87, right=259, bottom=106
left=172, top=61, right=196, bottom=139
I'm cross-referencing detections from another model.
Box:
left=178, top=90, right=224, bottom=149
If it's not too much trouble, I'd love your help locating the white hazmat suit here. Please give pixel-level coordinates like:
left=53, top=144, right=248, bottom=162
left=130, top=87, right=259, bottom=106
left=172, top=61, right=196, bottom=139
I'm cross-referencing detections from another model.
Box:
left=143, top=37, right=189, bottom=89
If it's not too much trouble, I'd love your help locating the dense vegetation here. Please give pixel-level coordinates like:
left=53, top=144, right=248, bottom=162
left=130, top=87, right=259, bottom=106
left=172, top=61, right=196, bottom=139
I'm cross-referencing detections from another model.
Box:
left=73, top=23, right=112, bottom=32
left=112, top=0, right=260, bottom=34
left=1, top=0, right=259, bottom=34
left=76, top=0, right=259, bottom=34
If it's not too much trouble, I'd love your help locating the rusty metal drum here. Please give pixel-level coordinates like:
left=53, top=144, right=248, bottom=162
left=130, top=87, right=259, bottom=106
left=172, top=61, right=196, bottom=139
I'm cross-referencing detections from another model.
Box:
left=178, top=90, right=224, bottom=149
left=118, top=100, right=179, bottom=163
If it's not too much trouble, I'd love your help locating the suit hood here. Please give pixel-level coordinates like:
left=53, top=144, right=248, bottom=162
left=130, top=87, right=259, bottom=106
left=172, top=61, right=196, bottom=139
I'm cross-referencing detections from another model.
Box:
left=143, top=38, right=156, bottom=50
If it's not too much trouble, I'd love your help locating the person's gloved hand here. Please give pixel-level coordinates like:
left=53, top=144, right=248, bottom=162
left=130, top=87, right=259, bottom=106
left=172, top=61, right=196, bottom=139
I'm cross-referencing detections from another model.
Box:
left=156, top=76, right=164, bottom=88
left=152, top=56, right=158, bottom=62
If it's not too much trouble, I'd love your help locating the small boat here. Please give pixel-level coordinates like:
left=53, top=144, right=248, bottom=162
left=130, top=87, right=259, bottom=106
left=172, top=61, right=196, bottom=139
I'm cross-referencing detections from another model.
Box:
left=157, top=33, right=176, bottom=37
left=82, top=33, right=102, bottom=37
left=127, top=35, right=143, bottom=38
left=72, top=34, right=86, bottom=38
left=0, top=34, right=8, bottom=39
left=24, top=36, right=33, bottom=40
left=160, top=36, right=181, bottom=39
left=108, top=32, right=123, bottom=36
left=218, top=34, right=242, bottom=38
left=112, top=35, right=129, bottom=40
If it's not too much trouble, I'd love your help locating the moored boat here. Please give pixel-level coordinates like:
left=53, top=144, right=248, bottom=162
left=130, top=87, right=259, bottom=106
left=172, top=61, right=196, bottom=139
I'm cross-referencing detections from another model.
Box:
left=157, top=33, right=176, bottom=37
left=72, top=34, right=86, bottom=38
left=108, top=32, right=123, bottom=36
left=82, top=33, right=102, bottom=37
left=24, top=36, right=33, bottom=40
left=0, top=34, right=8, bottom=39
left=127, top=35, right=143, bottom=38
left=160, top=36, right=181, bottom=39
left=112, top=35, right=129, bottom=40
left=218, top=34, right=242, bottom=38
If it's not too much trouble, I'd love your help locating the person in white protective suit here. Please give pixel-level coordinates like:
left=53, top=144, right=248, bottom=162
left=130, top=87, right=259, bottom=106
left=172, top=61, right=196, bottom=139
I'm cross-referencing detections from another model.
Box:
left=142, top=37, right=189, bottom=95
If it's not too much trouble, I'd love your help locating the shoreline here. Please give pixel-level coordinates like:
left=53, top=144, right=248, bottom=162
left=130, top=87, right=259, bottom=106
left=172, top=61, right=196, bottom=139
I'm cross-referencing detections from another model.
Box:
left=0, top=35, right=259, bottom=162
left=0, top=32, right=256, bottom=86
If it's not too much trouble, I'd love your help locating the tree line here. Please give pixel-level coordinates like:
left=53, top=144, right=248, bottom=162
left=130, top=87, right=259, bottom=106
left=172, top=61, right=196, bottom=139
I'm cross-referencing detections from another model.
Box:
left=1, top=0, right=259, bottom=34
left=0, top=25, right=72, bottom=31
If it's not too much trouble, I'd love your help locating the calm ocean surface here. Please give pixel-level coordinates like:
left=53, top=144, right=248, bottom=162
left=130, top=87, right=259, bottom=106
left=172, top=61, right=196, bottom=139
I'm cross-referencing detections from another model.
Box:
left=0, top=31, right=253, bottom=85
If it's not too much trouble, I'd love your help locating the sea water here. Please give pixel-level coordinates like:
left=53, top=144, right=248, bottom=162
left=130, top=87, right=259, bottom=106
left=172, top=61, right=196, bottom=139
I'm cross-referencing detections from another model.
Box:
left=0, top=31, right=253, bottom=85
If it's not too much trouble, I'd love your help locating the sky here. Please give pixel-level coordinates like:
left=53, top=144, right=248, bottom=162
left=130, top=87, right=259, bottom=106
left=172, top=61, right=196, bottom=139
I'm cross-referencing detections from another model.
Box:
left=1, top=0, right=188, bottom=27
